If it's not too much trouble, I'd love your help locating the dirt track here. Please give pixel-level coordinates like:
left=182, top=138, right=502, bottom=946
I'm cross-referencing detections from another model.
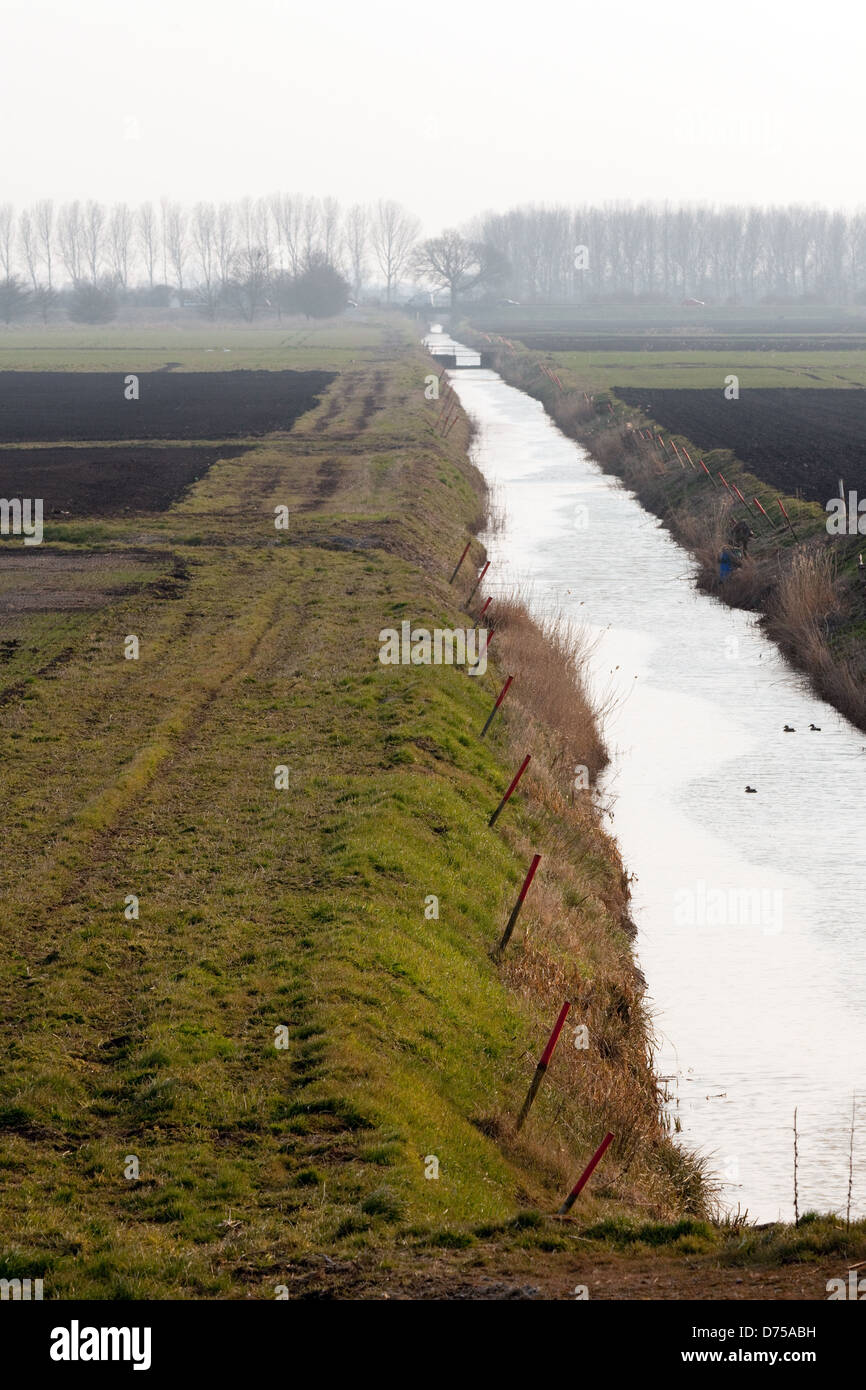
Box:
left=279, top=1246, right=852, bottom=1301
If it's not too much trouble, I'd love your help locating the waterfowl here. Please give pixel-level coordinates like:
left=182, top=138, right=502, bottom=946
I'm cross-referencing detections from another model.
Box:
left=745, top=785, right=757, bottom=793
left=783, top=725, right=795, bottom=732
left=809, top=723, right=821, bottom=731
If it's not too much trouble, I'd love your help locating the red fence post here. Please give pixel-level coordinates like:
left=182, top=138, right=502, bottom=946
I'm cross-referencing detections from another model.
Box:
left=516, top=1001, right=572, bottom=1131
left=557, top=1133, right=615, bottom=1214
left=466, top=560, right=490, bottom=606
left=449, top=540, right=472, bottom=585
left=777, top=497, right=798, bottom=540
left=496, top=853, right=542, bottom=958
left=488, top=754, right=531, bottom=827
left=480, top=675, right=513, bottom=737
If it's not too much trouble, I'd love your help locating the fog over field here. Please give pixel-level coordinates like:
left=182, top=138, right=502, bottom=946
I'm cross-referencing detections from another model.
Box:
left=2, top=0, right=864, bottom=224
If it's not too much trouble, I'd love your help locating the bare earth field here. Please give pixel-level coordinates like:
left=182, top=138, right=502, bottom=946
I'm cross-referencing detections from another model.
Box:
left=0, top=369, right=336, bottom=442
left=615, top=386, right=866, bottom=503
left=0, top=445, right=251, bottom=517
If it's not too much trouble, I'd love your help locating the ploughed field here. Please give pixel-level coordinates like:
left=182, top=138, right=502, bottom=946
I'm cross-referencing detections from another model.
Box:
left=0, top=369, right=336, bottom=442
left=615, top=386, right=866, bottom=503
left=0, top=445, right=251, bottom=517
left=514, top=334, right=866, bottom=352
left=0, top=367, right=334, bottom=517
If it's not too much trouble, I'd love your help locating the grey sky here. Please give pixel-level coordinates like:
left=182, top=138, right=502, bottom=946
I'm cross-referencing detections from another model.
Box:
left=3, top=0, right=863, bottom=230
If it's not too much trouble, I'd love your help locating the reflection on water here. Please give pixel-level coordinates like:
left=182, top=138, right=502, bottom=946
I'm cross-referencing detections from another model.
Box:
left=435, top=332, right=866, bottom=1222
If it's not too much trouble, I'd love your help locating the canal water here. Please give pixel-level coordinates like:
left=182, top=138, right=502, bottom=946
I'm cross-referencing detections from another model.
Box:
left=427, top=326, right=866, bottom=1223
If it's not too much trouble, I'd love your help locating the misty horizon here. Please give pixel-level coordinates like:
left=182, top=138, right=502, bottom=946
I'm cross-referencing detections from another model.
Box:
left=4, top=0, right=864, bottom=227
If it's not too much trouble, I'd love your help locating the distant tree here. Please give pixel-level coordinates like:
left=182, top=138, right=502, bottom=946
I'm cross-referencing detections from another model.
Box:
left=82, top=200, right=106, bottom=282
left=191, top=201, right=218, bottom=316
left=19, top=209, right=40, bottom=290
left=32, top=284, right=59, bottom=324
left=270, top=269, right=298, bottom=319
left=35, top=199, right=54, bottom=289
left=0, top=276, right=31, bottom=324
left=215, top=201, right=238, bottom=287
left=0, top=204, right=14, bottom=280
left=108, top=203, right=133, bottom=287
left=163, top=202, right=188, bottom=290
left=371, top=200, right=419, bottom=303
left=301, top=197, right=321, bottom=268
left=293, top=257, right=349, bottom=318
left=137, top=201, right=158, bottom=289
left=271, top=192, right=303, bottom=276
left=343, top=202, right=368, bottom=297
left=413, top=229, right=508, bottom=317
left=57, top=201, right=84, bottom=283
left=319, top=196, right=342, bottom=264
left=230, top=245, right=271, bottom=322
left=66, top=279, right=117, bottom=323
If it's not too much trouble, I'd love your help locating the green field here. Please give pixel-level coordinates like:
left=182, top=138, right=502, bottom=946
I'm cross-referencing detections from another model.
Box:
left=536, top=349, right=866, bottom=391
left=0, top=316, right=411, bottom=373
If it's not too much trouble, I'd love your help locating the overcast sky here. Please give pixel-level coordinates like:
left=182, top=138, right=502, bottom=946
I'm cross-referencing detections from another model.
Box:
left=3, top=0, right=863, bottom=230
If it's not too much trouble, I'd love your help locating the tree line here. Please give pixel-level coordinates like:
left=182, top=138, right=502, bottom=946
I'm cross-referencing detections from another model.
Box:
left=0, top=195, right=421, bottom=321
left=480, top=203, right=866, bottom=305
left=3, top=196, right=866, bottom=322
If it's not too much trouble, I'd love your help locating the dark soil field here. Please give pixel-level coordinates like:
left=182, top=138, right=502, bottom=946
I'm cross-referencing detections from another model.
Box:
left=470, top=309, right=866, bottom=343
left=0, top=445, right=250, bottom=516
left=0, top=369, right=336, bottom=441
left=514, top=334, right=866, bottom=352
left=615, top=386, right=866, bottom=502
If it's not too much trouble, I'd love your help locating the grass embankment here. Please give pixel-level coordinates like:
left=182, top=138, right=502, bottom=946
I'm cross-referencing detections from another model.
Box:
left=467, top=331, right=866, bottom=734
left=0, top=317, right=706, bottom=1300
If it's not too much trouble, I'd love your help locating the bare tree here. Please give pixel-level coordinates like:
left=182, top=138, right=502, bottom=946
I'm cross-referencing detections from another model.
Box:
left=191, top=201, right=218, bottom=314
left=371, top=200, right=419, bottom=303
left=81, top=200, right=106, bottom=282
left=35, top=200, right=54, bottom=289
left=57, top=201, right=84, bottom=284
left=343, top=202, right=368, bottom=296
left=163, top=201, right=188, bottom=290
left=320, top=196, right=341, bottom=264
left=0, top=203, right=15, bottom=280
left=108, top=203, right=133, bottom=287
left=413, top=229, right=506, bottom=317
left=215, top=202, right=237, bottom=287
left=18, top=209, right=39, bottom=290
left=234, top=196, right=272, bottom=320
left=271, top=192, right=303, bottom=276
left=301, top=197, right=321, bottom=269
left=137, top=202, right=158, bottom=288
